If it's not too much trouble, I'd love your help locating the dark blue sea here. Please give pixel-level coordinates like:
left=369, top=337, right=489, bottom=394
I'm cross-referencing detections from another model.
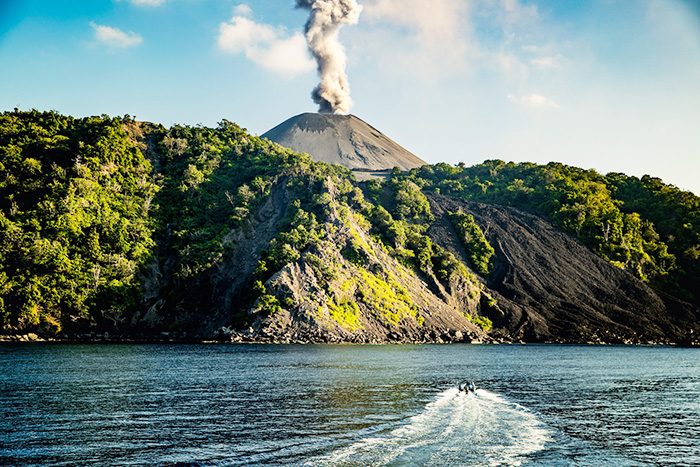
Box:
left=1, top=343, right=699, bottom=466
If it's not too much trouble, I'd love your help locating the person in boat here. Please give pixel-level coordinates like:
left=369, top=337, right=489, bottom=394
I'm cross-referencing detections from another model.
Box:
left=458, top=381, right=476, bottom=393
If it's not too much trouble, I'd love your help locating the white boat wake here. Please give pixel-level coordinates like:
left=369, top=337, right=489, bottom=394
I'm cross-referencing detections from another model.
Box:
left=307, top=387, right=553, bottom=467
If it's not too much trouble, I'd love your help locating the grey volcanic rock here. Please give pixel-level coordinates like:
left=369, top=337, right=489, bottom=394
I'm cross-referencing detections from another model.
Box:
left=262, top=113, right=426, bottom=171
left=134, top=178, right=487, bottom=344
left=425, top=193, right=698, bottom=344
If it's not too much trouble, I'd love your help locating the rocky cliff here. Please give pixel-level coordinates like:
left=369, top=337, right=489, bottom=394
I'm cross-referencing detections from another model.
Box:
left=132, top=176, right=697, bottom=345
left=133, top=178, right=488, bottom=344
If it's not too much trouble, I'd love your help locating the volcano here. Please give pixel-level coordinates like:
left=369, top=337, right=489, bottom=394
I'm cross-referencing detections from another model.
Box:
left=262, top=113, right=426, bottom=172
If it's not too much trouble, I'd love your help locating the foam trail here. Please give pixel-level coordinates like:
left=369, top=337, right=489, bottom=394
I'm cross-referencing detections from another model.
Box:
left=296, top=0, right=362, bottom=114
left=307, top=387, right=552, bottom=467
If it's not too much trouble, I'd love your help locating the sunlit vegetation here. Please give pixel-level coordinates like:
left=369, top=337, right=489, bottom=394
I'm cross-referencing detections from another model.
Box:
left=399, top=160, right=700, bottom=305
left=0, top=110, right=157, bottom=333
left=327, top=297, right=363, bottom=331
left=356, top=269, right=417, bottom=327
left=156, top=119, right=321, bottom=279
left=448, top=211, right=494, bottom=275
left=2, top=110, right=697, bottom=337
left=361, top=180, right=475, bottom=284
left=467, top=314, right=493, bottom=331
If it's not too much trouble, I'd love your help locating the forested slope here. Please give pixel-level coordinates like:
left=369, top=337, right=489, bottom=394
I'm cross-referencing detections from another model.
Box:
left=401, top=161, right=700, bottom=307
left=0, top=111, right=158, bottom=333
left=1, top=110, right=698, bottom=343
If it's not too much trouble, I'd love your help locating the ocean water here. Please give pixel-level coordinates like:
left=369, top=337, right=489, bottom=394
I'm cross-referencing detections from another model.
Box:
left=1, top=343, right=698, bottom=467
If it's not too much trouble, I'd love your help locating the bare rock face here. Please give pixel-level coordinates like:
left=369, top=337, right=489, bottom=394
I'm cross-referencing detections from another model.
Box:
left=133, top=178, right=696, bottom=345
left=134, top=177, right=487, bottom=344
left=248, top=178, right=486, bottom=344
left=262, top=113, right=426, bottom=171
left=425, top=193, right=697, bottom=344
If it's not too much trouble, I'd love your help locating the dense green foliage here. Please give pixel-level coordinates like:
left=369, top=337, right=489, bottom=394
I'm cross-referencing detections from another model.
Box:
left=149, top=119, right=351, bottom=327
left=448, top=211, right=495, bottom=275
left=468, top=314, right=493, bottom=331
left=399, top=160, right=700, bottom=304
left=362, top=177, right=470, bottom=283
left=0, top=110, right=357, bottom=334
left=155, top=119, right=318, bottom=278
left=0, top=110, right=157, bottom=332
left=2, top=110, right=697, bottom=337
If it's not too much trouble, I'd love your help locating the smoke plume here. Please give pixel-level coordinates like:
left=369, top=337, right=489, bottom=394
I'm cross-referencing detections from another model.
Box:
left=296, top=0, right=362, bottom=114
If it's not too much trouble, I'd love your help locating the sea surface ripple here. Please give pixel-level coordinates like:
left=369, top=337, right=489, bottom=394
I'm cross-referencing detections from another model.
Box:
left=1, top=343, right=698, bottom=467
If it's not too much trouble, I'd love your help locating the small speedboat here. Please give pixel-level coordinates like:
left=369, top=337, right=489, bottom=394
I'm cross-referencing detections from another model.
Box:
left=458, top=380, right=476, bottom=394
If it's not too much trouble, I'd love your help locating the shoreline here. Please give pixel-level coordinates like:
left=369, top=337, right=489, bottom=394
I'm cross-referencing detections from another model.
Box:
left=1, top=333, right=695, bottom=347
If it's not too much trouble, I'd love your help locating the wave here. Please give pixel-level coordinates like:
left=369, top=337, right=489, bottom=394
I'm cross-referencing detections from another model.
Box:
left=305, top=387, right=553, bottom=467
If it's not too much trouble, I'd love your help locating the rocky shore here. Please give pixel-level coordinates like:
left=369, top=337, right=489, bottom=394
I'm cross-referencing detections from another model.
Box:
left=2, top=329, right=693, bottom=347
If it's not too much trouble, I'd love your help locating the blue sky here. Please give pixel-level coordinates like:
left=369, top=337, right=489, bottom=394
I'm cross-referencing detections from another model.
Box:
left=1, top=0, right=699, bottom=194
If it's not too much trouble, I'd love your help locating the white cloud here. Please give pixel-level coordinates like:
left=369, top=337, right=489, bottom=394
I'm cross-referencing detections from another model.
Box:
left=218, top=17, right=276, bottom=54
left=355, top=0, right=557, bottom=81
left=217, top=15, right=314, bottom=77
left=253, top=35, right=315, bottom=76
left=360, top=0, right=473, bottom=75
left=90, top=22, right=143, bottom=48
left=508, top=93, right=562, bottom=109
left=234, top=4, right=253, bottom=17
left=530, top=54, right=563, bottom=69
left=364, top=0, right=467, bottom=40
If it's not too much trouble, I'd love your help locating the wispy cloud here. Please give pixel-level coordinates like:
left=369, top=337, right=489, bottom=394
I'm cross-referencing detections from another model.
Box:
left=234, top=4, right=253, bottom=17
left=530, top=54, right=563, bottom=69
left=217, top=13, right=314, bottom=77
left=497, top=0, right=540, bottom=33
left=359, top=0, right=474, bottom=76
left=363, top=0, right=467, bottom=43
left=90, top=22, right=143, bottom=48
left=508, top=92, right=562, bottom=109
left=354, top=0, right=558, bottom=82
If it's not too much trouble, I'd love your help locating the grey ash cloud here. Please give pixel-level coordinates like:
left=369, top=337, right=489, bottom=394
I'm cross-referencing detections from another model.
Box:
left=296, top=0, right=362, bottom=114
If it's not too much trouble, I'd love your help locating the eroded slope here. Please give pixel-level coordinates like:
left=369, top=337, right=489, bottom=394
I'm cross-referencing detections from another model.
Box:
left=426, top=193, right=698, bottom=343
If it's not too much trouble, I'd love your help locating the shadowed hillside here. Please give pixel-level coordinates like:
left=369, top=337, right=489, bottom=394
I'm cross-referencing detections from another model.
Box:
left=426, top=193, right=696, bottom=343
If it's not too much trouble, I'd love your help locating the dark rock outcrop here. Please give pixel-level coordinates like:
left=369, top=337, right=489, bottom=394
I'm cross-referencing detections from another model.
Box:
left=426, top=193, right=698, bottom=344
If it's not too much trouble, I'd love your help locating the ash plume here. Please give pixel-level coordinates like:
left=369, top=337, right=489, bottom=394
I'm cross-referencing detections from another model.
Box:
left=296, top=0, right=362, bottom=114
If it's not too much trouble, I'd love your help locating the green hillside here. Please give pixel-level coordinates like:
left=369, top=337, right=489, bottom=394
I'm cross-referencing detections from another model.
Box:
left=1, top=110, right=698, bottom=341
left=401, top=161, right=700, bottom=304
